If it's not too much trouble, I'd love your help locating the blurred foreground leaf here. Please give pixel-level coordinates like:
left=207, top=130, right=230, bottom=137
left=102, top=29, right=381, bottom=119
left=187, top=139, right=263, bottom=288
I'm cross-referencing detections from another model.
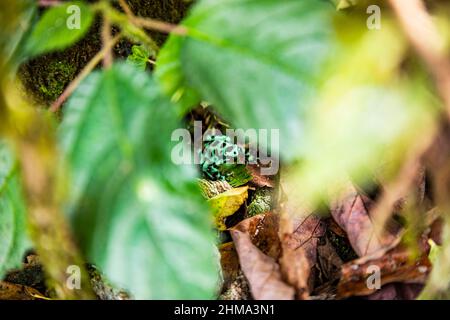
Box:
left=156, top=0, right=336, bottom=158
left=60, top=63, right=218, bottom=299
left=284, top=17, right=438, bottom=207
left=25, top=1, right=94, bottom=57
left=0, top=0, right=35, bottom=66
left=0, top=142, right=29, bottom=279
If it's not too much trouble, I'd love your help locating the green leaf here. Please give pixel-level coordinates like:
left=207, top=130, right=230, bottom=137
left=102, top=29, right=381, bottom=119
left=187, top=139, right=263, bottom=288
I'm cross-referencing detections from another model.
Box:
left=156, top=0, right=336, bottom=158
left=0, top=141, right=29, bottom=278
left=25, top=1, right=94, bottom=57
left=220, top=164, right=252, bottom=187
left=208, top=186, right=248, bottom=230
left=59, top=63, right=218, bottom=299
left=126, top=45, right=150, bottom=71
left=284, top=17, right=438, bottom=206
left=156, top=35, right=201, bottom=115
left=0, top=0, right=36, bottom=66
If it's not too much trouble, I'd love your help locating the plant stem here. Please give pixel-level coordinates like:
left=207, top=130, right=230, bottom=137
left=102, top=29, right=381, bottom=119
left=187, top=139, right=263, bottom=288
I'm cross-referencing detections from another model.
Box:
left=50, top=34, right=121, bottom=112
left=389, top=0, right=450, bottom=121
left=101, top=16, right=113, bottom=69
left=117, top=0, right=187, bottom=35
left=371, top=0, right=450, bottom=244
left=131, top=16, right=187, bottom=35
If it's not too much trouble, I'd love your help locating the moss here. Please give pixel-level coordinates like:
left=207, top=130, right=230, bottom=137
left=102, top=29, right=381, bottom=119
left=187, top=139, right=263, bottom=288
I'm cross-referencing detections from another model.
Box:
left=247, top=187, right=272, bottom=217
left=19, top=0, right=191, bottom=106
left=35, top=61, right=75, bottom=102
left=19, top=18, right=102, bottom=106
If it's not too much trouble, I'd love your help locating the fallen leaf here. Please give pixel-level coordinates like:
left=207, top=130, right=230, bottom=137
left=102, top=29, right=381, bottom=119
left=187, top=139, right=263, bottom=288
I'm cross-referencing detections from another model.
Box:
left=367, top=283, right=424, bottom=300
left=337, top=244, right=431, bottom=298
left=330, top=183, right=398, bottom=257
left=230, top=215, right=294, bottom=300
left=231, top=212, right=281, bottom=260
left=247, top=164, right=275, bottom=188
left=316, top=235, right=343, bottom=284
left=237, top=212, right=280, bottom=259
left=198, top=179, right=232, bottom=199
left=209, top=186, right=249, bottom=230
left=219, top=242, right=240, bottom=290
left=279, top=214, right=326, bottom=299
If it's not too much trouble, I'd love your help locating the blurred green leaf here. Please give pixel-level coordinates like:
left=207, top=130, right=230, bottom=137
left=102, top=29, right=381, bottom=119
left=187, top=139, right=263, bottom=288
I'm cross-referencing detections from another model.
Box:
left=127, top=45, right=150, bottom=71
left=0, top=0, right=36, bottom=66
left=220, top=164, right=252, bottom=187
left=420, top=219, right=450, bottom=299
left=25, top=1, right=94, bottom=57
left=59, top=63, right=218, bottom=299
left=156, top=0, right=336, bottom=158
left=0, top=141, right=29, bottom=279
left=156, top=35, right=201, bottom=115
left=285, top=18, right=438, bottom=205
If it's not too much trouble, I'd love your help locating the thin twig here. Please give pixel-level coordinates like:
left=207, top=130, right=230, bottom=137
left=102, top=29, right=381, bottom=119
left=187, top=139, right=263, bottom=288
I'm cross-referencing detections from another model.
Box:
left=131, top=17, right=187, bottom=36
left=371, top=0, right=449, bottom=241
left=389, top=0, right=450, bottom=121
left=390, top=0, right=450, bottom=300
left=50, top=34, right=121, bottom=112
left=371, top=144, right=429, bottom=242
left=117, top=0, right=187, bottom=35
left=118, top=0, right=133, bottom=17
left=101, top=16, right=113, bottom=69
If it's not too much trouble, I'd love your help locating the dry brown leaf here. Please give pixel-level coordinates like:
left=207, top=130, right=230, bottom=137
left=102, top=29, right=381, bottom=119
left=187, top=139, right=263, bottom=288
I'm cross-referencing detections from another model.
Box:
left=367, top=283, right=424, bottom=300
left=337, top=244, right=431, bottom=298
left=279, top=214, right=326, bottom=299
left=237, top=212, right=280, bottom=259
left=247, top=164, right=275, bottom=188
left=330, top=183, right=398, bottom=257
left=316, top=235, right=343, bottom=284
left=230, top=215, right=294, bottom=300
left=219, top=242, right=240, bottom=290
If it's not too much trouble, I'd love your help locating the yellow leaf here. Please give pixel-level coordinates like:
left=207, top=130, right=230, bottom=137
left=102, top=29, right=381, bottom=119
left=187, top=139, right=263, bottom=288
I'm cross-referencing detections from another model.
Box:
left=208, top=186, right=248, bottom=230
